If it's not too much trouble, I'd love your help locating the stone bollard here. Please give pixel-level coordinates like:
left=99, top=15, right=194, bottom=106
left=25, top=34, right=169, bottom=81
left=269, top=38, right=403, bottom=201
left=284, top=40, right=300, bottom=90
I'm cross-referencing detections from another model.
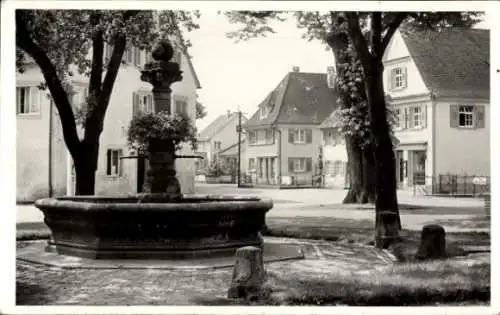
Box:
left=416, top=224, right=447, bottom=260
left=227, top=246, right=265, bottom=300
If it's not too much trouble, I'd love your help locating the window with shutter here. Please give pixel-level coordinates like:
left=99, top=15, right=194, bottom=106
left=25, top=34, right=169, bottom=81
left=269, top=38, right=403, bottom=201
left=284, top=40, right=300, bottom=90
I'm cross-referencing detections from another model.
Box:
left=306, top=158, right=312, bottom=172
left=306, top=129, right=313, bottom=143
left=175, top=100, right=188, bottom=116
left=458, top=105, right=474, bottom=128
left=132, top=92, right=140, bottom=117
left=288, top=158, right=294, bottom=172
left=106, top=149, right=123, bottom=176
left=450, top=105, right=459, bottom=128
left=475, top=105, right=486, bottom=128
left=16, top=86, right=40, bottom=115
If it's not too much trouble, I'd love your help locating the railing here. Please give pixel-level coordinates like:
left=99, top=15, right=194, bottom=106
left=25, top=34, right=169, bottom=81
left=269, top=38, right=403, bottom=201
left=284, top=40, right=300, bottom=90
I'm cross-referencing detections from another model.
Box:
left=239, top=172, right=325, bottom=188
left=412, top=174, right=490, bottom=197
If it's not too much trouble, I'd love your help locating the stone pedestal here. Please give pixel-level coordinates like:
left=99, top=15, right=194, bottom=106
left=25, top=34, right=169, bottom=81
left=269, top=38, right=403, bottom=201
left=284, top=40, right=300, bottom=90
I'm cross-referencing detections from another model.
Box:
left=227, top=246, right=265, bottom=300
left=143, top=139, right=181, bottom=198
left=416, top=224, right=446, bottom=260
left=140, top=39, right=183, bottom=195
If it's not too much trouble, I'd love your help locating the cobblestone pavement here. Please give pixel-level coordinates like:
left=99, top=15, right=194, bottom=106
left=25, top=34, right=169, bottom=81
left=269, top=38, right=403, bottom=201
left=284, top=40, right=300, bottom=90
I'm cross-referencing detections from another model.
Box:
left=16, top=237, right=395, bottom=305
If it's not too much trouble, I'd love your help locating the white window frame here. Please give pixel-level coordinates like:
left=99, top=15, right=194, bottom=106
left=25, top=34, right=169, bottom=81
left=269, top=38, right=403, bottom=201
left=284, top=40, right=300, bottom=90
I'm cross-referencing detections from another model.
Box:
left=458, top=105, right=475, bottom=128
left=259, top=106, right=269, bottom=119
left=249, top=131, right=257, bottom=145
left=16, top=86, right=40, bottom=115
left=412, top=106, right=422, bottom=128
left=138, top=92, right=153, bottom=113
left=392, top=67, right=404, bottom=89
left=293, top=128, right=306, bottom=144
left=292, top=158, right=306, bottom=172
left=175, top=99, right=188, bottom=117
left=106, top=149, right=123, bottom=177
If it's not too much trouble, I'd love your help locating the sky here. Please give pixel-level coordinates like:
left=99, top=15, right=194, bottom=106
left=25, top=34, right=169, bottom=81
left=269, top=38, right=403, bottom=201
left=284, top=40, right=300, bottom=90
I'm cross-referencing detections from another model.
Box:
left=186, top=11, right=492, bottom=131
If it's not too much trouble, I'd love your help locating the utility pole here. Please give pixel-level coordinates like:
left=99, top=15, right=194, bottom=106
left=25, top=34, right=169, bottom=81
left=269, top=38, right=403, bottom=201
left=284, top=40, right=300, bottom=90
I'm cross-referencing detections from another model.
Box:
left=237, top=110, right=242, bottom=188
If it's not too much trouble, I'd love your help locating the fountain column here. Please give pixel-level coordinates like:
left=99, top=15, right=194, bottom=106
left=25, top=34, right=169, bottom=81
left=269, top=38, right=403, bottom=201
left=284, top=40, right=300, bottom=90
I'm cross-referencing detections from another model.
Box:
left=140, top=40, right=183, bottom=197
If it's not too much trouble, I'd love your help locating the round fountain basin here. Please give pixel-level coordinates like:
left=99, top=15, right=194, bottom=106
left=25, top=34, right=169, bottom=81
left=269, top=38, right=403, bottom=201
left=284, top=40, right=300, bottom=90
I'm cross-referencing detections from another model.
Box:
left=35, top=195, right=273, bottom=260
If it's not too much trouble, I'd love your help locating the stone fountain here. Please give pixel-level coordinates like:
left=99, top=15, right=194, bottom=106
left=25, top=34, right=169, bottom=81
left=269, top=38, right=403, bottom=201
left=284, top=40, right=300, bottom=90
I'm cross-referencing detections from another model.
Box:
left=34, top=40, right=273, bottom=260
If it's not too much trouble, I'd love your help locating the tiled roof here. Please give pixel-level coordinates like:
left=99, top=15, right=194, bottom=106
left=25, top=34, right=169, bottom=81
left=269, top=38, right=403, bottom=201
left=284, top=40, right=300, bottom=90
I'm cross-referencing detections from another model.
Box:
left=246, top=72, right=340, bottom=127
left=319, top=110, right=341, bottom=129
left=402, top=28, right=489, bottom=99
left=198, top=112, right=239, bottom=141
left=219, top=140, right=245, bottom=156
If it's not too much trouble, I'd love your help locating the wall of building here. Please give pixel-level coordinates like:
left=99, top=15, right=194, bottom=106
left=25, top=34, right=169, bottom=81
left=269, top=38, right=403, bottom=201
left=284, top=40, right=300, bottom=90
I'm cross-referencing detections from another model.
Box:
left=322, top=133, right=348, bottom=188
left=279, top=124, right=322, bottom=184
left=434, top=100, right=490, bottom=176
left=17, top=47, right=200, bottom=200
left=16, top=66, right=53, bottom=201
left=244, top=128, right=279, bottom=176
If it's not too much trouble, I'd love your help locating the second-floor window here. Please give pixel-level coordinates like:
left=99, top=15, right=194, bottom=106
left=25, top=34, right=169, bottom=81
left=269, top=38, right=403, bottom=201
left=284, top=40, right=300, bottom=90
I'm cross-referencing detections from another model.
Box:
left=213, top=141, right=221, bottom=151
left=289, top=128, right=312, bottom=144
left=16, top=86, right=40, bottom=115
left=175, top=100, right=188, bottom=117
left=132, top=91, right=153, bottom=116
left=323, top=128, right=344, bottom=146
left=459, top=105, right=474, bottom=128
left=106, top=149, right=123, bottom=177
left=412, top=106, right=422, bottom=128
left=248, top=129, right=273, bottom=145
left=393, top=107, right=402, bottom=129
left=389, top=66, right=407, bottom=90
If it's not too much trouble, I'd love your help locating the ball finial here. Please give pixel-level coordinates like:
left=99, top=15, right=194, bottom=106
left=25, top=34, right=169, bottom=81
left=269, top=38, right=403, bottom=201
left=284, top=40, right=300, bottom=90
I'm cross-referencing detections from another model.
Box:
left=151, top=39, right=174, bottom=62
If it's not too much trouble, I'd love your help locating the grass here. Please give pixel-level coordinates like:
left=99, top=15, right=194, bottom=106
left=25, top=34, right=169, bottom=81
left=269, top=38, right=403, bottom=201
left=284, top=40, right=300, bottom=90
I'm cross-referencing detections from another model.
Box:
left=258, top=259, right=490, bottom=306
left=264, top=216, right=490, bottom=262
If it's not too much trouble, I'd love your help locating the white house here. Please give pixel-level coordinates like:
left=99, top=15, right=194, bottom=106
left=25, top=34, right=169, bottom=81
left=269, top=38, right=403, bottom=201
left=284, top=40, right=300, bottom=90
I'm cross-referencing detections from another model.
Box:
left=16, top=38, right=201, bottom=202
left=320, top=28, right=490, bottom=191
left=384, top=28, right=489, bottom=189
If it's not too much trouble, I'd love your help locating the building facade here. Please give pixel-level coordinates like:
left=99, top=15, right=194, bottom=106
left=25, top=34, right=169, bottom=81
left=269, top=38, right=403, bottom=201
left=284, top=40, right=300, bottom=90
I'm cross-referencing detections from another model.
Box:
left=384, top=28, right=490, bottom=189
left=244, top=68, right=339, bottom=186
left=196, top=111, right=247, bottom=174
left=17, top=39, right=201, bottom=202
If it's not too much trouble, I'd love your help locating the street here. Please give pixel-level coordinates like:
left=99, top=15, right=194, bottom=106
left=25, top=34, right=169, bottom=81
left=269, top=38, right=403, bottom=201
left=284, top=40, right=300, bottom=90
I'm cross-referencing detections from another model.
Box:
left=17, top=184, right=489, bottom=233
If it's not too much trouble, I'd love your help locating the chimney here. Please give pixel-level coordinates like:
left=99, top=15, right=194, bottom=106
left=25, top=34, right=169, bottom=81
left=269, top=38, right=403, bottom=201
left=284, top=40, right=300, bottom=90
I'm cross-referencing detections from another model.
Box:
left=292, top=66, right=300, bottom=72
left=326, top=66, right=336, bottom=89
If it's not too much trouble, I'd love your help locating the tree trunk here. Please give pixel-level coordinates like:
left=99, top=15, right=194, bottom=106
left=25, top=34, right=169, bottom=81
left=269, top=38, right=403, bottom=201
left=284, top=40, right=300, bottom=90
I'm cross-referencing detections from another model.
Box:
left=361, top=144, right=376, bottom=204
left=364, top=60, right=401, bottom=249
left=343, top=136, right=363, bottom=203
left=74, top=158, right=96, bottom=195
left=73, top=139, right=100, bottom=196
left=343, top=137, right=376, bottom=204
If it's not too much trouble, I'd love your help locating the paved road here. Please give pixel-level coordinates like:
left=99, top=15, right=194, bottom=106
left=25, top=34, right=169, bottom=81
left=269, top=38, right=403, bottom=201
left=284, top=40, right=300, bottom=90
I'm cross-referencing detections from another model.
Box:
left=18, top=184, right=489, bottom=233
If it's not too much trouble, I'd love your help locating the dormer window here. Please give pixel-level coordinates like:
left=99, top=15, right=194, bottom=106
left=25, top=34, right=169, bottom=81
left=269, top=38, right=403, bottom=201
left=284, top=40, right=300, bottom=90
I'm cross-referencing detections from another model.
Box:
left=389, top=66, right=407, bottom=90
left=259, top=106, right=269, bottom=119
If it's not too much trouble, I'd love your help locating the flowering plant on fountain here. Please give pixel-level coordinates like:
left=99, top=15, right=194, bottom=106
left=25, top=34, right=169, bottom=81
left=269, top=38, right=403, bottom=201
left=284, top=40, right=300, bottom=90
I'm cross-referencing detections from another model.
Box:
left=127, top=111, right=197, bottom=156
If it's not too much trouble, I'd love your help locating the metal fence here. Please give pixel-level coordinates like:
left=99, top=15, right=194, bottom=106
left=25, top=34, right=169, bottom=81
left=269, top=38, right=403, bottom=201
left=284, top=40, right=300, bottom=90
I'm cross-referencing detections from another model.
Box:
left=413, top=174, right=490, bottom=197
left=239, top=172, right=324, bottom=188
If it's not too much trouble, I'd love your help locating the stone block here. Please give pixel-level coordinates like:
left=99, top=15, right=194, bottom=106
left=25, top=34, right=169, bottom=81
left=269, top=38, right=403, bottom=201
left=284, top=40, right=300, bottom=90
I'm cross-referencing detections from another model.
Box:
left=227, top=246, right=265, bottom=300
left=416, top=224, right=447, bottom=260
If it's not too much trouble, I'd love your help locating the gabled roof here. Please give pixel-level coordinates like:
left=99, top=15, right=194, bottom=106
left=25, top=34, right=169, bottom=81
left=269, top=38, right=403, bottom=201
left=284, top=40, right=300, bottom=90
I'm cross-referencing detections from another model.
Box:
left=319, top=110, right=341, bottom=129
left=197, top=112, right=243, bottom=141
left=401, top=28, right=489, bottom=99
left=246, top=72, right=340, bottom=128
left=219, top=140, right=245, bottom=156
